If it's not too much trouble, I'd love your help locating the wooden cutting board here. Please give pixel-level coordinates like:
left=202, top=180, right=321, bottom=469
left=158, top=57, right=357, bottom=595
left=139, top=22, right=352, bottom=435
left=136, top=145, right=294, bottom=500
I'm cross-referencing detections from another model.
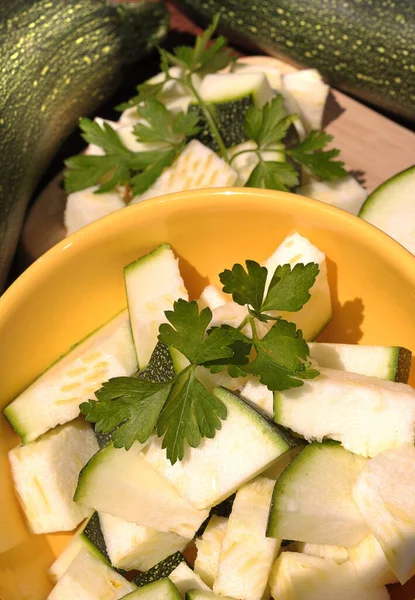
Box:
left=20, top=1, right=415, bottom=263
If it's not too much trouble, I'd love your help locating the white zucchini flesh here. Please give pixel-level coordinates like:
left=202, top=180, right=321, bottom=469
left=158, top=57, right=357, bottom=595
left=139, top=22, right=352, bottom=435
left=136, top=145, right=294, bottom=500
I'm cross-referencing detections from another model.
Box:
left=281, top=69, right=330, bottom=131
left=349, top=533, right=398, bottom=586
left=353, top=443, right=415, bottom=584
left=124, top=244, right=188, bottom=370
left=269, top=552, right=390, bottom=600
left=308, top=342, right=411, bottom=382
left=231, top=60, right=283, bottom=91
left=74, top=442, right=209, bottom=538
left=48, top=523, right=89, bottom=583
left=267, top=442, right=369, bottom=546
left=359, top=165, right=415, bottom=255
left=143, top=387, right=292, bottom=511
left=64, top=186, right=126, bottom=236
left=228, top=140, right=285, bottom=186
left=194, top=515, right=228, bottom=588
left=47, top=546, right=135, bottom=600
left=123, top=578, right=182, bottom=600
left=98, top=512, right=190, bottom=572
left=292, top=542, right=349, bottom=564
left=198, top=73, right=273, bottom=108
left=131, top=140, right=238, bottom=203
left=274, top=367, right=415, bottom=458
left=8, top=420, right=98, bottom=534
left=297, top=175, right=367, bottom=216
left=214, top=477, right=280, bottom=600
left=168, top=562, right=210, bottom=598
left=240, top=377, right=273, bottom=418
left=3, top=310, right=137, bottom=443
left=186, top=591, right=233, bottom=600
left=196, top=285, right=227, bottom=311
left=264, top=232, right=331, bottom=341
left=194, top=366, right=247, bottom=393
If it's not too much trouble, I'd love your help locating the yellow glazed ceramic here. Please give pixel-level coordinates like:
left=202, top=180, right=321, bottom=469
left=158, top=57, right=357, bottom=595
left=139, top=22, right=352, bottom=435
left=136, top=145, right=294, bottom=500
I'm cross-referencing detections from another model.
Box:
left=1, top=188, right=415, bottom=600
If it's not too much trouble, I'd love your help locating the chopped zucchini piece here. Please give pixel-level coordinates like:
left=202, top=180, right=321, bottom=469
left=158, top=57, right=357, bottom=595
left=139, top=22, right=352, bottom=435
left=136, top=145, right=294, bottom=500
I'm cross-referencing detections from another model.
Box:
left=199, top=73, right=273, bottom=107
left=214, top=477, right=280, bottom=600
left=274, top=367, right=415, bottom=457
left=264, top=232, right=331, bottom=340
left=8, top=420, right=98, bottom=534
left=349, top=533, right=398, bottom=586
left=359, top=165, right=415, bottom=255
left=123, top=578, right=182, bottom=600
left=124, top=244, right=188, bottom=370
left=189, top=72, right=273, bottom=151
left=353, top=443, right=415, bottom=583
left=267, top=442, right=368, bottom=546
left=4, top=310, right=137, bottom=443
left=65, top=186, right=125, bottom=235
left=282, top=69, right=329, bottom=131
left=197, top=285, right=227, bottom=311
left=74, top=442, right=208, bottom=538
left=292, top=542, right=348, bottom=564
left=143, top=387, right=293, bottom=510
left=269, top=552, right=390, bottom=600
left=131, top=140, right=238, bottom=203
left=240, top=377, right=273, bottom=418
left=231, top=60, right=282, bottom=90
left=49, top=512, right=109, bottom=582
left=99, top=512, right=189, bottom=572
left=297, top=175, right=367, bottom=216
left=133, top=552, right=185, bottom=587
left=133, top=553, right=209, bottom=597
left=309, top=342, right=412, bottom=382
left=47, top=546, right=135, bottom=600
left=194, top=515, right=228, bottom=588
left=186, top=591, right=233, bottom=600
left=168, top=562, right=210, bottom=597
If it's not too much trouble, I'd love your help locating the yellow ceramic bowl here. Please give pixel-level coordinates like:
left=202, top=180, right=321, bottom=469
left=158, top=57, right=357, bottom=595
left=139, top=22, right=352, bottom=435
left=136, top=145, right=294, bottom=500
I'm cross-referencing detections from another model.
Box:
left=1, top=188, right=415, bottom=600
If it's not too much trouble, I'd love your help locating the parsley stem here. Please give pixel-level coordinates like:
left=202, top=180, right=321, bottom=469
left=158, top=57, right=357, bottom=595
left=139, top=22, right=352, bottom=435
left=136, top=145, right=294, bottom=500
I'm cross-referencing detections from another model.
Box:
left=249, top=316, right=259, bottom=343
left=185, top=74, right=229, bottom=162
left=229, top=148, right=259, bottom=164
left=237, top=315, right=250, bottom=331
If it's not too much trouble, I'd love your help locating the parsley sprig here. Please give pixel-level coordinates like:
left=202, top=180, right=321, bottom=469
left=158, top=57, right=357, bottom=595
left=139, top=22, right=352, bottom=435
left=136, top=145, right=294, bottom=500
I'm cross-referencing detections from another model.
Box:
left=81, top=259, right=320, bottom=463
left=230, top=95, right=347, bottom=191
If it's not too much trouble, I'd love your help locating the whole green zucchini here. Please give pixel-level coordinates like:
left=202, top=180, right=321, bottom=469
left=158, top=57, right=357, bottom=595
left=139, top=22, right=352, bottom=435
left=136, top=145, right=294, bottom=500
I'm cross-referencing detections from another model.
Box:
left=174, top=0, right=415, bottom=121
left=0, top=0, right=169, bottom=289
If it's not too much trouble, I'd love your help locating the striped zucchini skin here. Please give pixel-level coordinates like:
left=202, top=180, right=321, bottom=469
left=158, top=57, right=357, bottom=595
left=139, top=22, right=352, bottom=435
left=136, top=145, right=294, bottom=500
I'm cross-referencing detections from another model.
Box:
left=0, top=0, right=168, bottom=289
left=175, top=0, right=415, bottom=120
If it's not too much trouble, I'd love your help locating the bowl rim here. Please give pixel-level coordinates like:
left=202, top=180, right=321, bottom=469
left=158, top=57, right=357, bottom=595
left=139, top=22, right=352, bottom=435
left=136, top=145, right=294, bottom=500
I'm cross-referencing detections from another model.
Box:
left=2, top=187, right=415, bottom=318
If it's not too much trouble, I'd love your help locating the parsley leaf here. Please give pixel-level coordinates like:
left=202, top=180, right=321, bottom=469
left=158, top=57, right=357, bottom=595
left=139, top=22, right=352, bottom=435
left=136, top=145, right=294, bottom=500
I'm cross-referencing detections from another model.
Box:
left=220, top=261, right=267, bottom=312
left=287, top=131, right=347, bottom=181
left=219, top=260, right=318, bottom=316
left=134, top=99, right=200, bottom=145
left=80, top=377, right=172, bottom=450
left=262, top=263, right=320, bottom=312
left=64, top=155, right=124, bottom=194
left=241, top=319, right=319, bottom=390
left=244, top=95, right=294, bottom=147
left=245, top=161, right=299, bottom=192
left=157, top=370, right=227, bottom=463
left=159, top=15, right=235, bottom=77
left=158, top=299, right=235, bottom=365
